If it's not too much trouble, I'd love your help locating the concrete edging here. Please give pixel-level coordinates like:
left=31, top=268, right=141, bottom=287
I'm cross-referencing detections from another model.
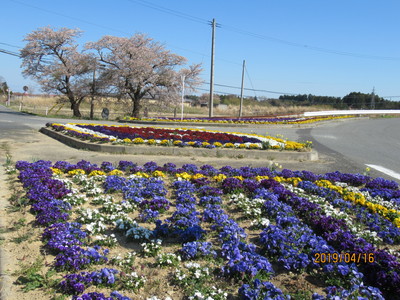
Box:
left=40, top=127, right=318, bottom=161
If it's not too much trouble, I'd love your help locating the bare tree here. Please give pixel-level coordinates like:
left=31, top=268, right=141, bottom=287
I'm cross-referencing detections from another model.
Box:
left=86, top=34, right=202, bottom=118
left=20, top=26, right=93, bottom=117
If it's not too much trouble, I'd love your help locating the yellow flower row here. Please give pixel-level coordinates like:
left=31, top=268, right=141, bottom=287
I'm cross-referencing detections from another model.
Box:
left=315, top=179, right=400, bottom=228
left=51, top=167, right=166, bottom=178
left=273, top=176, right=303, bottom=186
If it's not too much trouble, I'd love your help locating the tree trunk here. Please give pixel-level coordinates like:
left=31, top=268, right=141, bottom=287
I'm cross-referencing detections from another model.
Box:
left=90, top=96, right=95, bottom=120
left=131, top=97, right=141, bottom=118
left=71, top=101, right=82, bottom=118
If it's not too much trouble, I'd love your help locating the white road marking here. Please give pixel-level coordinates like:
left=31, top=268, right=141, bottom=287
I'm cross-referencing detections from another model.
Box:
left=366, top=164, right=400, bottom=181
left=314, top=134, right=337, bottom=139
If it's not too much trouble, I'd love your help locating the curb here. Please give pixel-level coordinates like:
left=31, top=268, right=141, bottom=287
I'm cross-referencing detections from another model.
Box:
left=40, top=127, right=318, bottom=161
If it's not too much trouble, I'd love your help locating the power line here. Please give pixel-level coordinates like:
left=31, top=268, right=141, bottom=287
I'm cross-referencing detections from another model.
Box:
left=8, top=0, right=130, bottom=36
left=221, top=24, right=400, bottom=61
left=126, top=0, right=208, bottom=25
left=123, top=0, right=400, bottom=61
left=0, top=42, right=21, bottom=49
left=0, top=48, right=20, bottom=57
left=244, top=64, right=257, bottom=98
left=196, top=87, right=256, bottom=98
left=202, top=81, right=297, bottom=95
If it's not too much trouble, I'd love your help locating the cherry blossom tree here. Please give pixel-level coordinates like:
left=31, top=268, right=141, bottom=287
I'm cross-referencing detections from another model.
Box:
left=86, top=34, right=202, bottom=118
left=20, top=26, right=93, bottom=117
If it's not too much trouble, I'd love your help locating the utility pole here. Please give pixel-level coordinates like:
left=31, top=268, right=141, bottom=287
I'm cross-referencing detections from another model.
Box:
left=209, top=18, right=216, bottom=118
left=181, top=75, right=185, bottom=121
left=239, top=60, right=246, bottom=118
left=7, top=88, right=10, bottom=106
left=370, top=87, right=375, bottom=109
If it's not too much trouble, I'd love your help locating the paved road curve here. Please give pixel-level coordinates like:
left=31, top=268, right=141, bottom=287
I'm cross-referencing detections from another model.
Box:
left=304, top=117, right=400, bottom=181
left=1, top=104, right=399, bottom=182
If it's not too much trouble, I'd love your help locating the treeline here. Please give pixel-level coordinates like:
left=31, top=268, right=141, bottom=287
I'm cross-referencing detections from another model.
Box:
left=187, top=92, right=400, bottom=109
left=279, top=92, right=400, bottom=109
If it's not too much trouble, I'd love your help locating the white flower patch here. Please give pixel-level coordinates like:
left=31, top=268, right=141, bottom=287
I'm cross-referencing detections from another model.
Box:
left=91, top=194, right=114, bottom=205
left=156, top=252, right=181, bottom=267
left=77, top=208, right=104, bottom=223
left=188, top=286, right=228, bottom=300
left=230, top=194, right=265, bottom=220
left=85, top=187, right=103, bottom=196
left=141, top=239, right=162, bottom=257
left=94, top=233, right=118, bottom=247
left=56, top=177, right=74, bottom=190
left=63, top=193, right=88, bottom=206
left=64, top=123, right=119, bottom=140
left=110, top=251, right=136, bottom=268
left=232, top=132, right=285, bottom=148
left=122, top=272, right=147, bottom=290
left=104, top=211, right=131, bottom=224
left=334, top=182, right=349, bottom=188
left=5, top=166, right=17, bottom=174
left=102, top=201, right=134, bottom=214
left=86, top=220, right=107, bottom=234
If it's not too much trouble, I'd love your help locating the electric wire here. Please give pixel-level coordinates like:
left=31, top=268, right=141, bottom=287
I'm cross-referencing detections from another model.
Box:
left=0, top=48, right=20, bottom=57
left=0, top=42, right=21, bottom=49
left=126, top=0, right=209, bottom=25
left=123, top=0, right=400, bottom=61
left=244, top=64, right=258, bottom=98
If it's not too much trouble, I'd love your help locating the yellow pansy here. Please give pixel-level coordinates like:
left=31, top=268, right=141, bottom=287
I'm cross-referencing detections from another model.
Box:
left=152, top=170, right=166, bottom=177
left=255, top=175, right=269, bottom=181
left=134, top=172, right=150, bottom=178
left=133, top=138, right=145, bottom=144
left=88, top=170, right=106, bottom=177
left=108, top=169, right=124, bottom=176
left=68, top=169, right=86, bottom=176
left=213, top=174, right=227, bottom=182
left=50, top=167, right=63, bottom=175
left=175, top=172, right=192, bottom=180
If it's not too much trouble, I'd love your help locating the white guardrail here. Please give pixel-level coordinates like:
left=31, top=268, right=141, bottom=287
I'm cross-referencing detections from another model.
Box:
left=304, top=110, right=400, bottom=117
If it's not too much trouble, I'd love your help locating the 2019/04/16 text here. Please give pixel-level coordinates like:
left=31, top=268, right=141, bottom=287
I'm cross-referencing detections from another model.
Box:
left=314, top=252, right=375, bottom=264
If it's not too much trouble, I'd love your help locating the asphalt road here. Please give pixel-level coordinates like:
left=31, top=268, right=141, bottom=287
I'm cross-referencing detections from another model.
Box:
left=306, top=117, right=400, bottom=181
left=1, top=104, right=399, bottom=182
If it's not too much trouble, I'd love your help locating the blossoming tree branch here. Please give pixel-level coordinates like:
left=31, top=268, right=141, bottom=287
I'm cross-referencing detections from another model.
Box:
left=20, top=26, right=202, bottom=118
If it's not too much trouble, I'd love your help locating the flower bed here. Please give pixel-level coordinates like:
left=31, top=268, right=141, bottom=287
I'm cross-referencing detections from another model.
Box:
left=46, top=123, right=311, bottom=151
left=123, top=115, right=355, bottom=125
left=10, top=160, right=400, bottom=299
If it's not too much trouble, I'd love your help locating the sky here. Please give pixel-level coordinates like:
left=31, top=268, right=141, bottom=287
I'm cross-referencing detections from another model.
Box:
left=1, top=0, right=400, bottom=100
